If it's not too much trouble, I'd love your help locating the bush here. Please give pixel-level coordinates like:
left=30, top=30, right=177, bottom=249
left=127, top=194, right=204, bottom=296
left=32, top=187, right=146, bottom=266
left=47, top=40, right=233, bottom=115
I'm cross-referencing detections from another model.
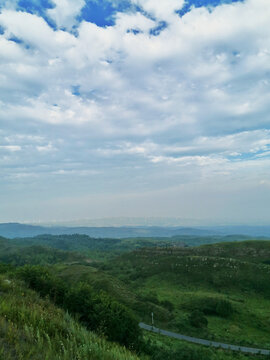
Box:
left=170, top=313, right=190, bottom=333
left=93, top=292, right=141, bottom=349
left=65, top=284, right=141, bottom=349
left=0, top=263, right=13, bottom=274
left=215, top=299, right=233, bottom=317
left=189, top=310, right=208, bottom=328
left=183, top=296, right=233, bottom=318
left=139, top=291, right=160, bottom=305
left=16, top=265, right=142, bottom=350
left=17, top=265, right=67, bottom=306
left=143, top=338, right=211, bottom=360
left=160, top=299, right=174, bottom=312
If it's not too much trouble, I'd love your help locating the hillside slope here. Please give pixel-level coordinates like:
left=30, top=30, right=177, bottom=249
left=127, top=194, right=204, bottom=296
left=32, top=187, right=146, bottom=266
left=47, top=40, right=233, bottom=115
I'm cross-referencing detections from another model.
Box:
left=102, top=241, right=270, bottom=349
left=0, top=273, right=140, bottom=360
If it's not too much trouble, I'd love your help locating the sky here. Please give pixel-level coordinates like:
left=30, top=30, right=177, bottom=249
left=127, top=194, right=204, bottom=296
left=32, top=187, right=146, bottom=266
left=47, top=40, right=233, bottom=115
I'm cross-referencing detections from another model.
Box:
left=0, top=0, right=270, bottom=225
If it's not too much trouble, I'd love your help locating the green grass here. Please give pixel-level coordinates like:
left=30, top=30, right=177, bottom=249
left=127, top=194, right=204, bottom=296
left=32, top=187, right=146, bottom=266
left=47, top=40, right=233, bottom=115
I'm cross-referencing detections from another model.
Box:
left=0, top=275, right=141, bottom=360
left=138, top=278, right=270, bottom=348
left=100, top=241, right=270, bottom=350
left=49, top=241, right=270, bottom=350
left=54, top=263, right=139, bottom=309
left=142, top=330, right=268, bottom=360
left=1, top=237, right=270, bottom=359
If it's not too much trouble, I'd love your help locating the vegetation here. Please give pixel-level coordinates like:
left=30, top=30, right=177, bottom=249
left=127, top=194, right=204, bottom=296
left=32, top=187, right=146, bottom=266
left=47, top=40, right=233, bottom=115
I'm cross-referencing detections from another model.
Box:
left=189, top=240, right=270, bottom=264
left=16, top=265, right=142, bottom=350
left=4, top=234, right=174, bottom=260
left=0, top=236, right=85, bottom=265
left=142, top=331, right=268, bottom=360
left=183, top=297, right=234, bottom=318
left=2, top=233, right=269, bottom=261
left=100, top=241, right=270, bottom=349
left=0, top=273, right=140, bottom=360
left=0, top=236, right=270, bottom=359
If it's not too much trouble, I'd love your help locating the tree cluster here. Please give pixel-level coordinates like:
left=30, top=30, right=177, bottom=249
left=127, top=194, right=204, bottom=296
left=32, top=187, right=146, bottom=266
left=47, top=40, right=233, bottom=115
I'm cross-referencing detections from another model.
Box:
left=17, top=265, right=142, bottom=350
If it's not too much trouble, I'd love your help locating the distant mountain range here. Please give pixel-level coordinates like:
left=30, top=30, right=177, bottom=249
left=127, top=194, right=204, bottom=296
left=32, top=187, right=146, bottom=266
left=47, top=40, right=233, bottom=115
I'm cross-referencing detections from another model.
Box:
left=1, top=222, right=270, bottom=239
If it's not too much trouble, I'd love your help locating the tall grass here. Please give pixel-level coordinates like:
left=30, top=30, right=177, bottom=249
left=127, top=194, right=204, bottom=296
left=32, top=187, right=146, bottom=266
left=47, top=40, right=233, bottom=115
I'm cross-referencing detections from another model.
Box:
left=0, top=276, right=140, bottom=360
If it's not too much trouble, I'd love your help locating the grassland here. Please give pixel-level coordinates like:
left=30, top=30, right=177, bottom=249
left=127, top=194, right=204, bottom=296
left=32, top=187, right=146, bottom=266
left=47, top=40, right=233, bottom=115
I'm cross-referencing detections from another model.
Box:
left=1, top=237, right=270, bottom=359
left=0, top=273, right=140, bottom=360
left=142, top=330, right=267, bottom=360
left=99, top=241, right=270, bottom=350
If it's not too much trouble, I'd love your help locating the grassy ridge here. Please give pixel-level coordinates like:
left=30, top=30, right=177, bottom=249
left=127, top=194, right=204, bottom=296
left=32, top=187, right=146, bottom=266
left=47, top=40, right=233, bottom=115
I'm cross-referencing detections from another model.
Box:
left=106, top=246, right=270, bottom=297
left=0, top=274, right=140, bottom=360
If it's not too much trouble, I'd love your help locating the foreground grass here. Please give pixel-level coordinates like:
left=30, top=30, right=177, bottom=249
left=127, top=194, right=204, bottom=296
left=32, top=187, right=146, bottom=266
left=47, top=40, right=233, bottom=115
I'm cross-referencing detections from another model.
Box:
left=0, top=275, right=140, bottom=360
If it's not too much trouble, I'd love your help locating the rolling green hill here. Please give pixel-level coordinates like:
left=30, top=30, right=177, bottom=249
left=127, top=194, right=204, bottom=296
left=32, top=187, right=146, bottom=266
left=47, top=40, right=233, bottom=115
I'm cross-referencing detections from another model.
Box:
left=101, top=241, right=270, bottom=350
left=4, top=233, right=270, bottom=261
left=1, top=237, right=270, bottom=359
left=0, top=236, right=85, bottom=265
left=104, top=242, right=270, bottom=297
left=188, top=240, right=270, bottom=264
left=5, top=234, right=174, bottom=260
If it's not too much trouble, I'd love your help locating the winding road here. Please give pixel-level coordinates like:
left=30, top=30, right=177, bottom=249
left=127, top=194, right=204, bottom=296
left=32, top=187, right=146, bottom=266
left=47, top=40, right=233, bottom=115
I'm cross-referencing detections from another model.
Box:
left=139, top=323, right=270, bottom=355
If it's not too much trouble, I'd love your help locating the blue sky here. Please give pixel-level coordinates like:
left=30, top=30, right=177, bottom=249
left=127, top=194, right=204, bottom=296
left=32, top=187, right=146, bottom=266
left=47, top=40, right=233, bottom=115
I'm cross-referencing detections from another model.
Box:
left=0, top=0, right=270, bottom=225
left=6, top=1, right=245, bottom=28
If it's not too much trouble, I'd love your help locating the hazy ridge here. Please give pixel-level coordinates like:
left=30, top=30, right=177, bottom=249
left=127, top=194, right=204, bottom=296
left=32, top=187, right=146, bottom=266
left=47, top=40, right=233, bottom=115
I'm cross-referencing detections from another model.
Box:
left=1, top=222, right=270, bottom=239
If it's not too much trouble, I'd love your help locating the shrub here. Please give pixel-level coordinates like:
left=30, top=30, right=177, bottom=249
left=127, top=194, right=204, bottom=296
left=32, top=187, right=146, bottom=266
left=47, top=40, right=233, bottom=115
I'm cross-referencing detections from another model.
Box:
left=160, top=299, right=174, bottom=312
left=139, top=291, right=160, bottom=305
left=189, top=310, right=208, bottom=328
left=143, top=338, right=211, bottom=360
left=215, top=299, right=233, bottom=317
left=183, top=296, right=233, bottom=318
left=16, top=265, right=142, bottom=350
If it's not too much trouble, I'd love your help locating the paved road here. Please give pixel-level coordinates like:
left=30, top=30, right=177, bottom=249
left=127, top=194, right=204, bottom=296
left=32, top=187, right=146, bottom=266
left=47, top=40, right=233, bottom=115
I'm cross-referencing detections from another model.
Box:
left=139, top=323, right=270, bottom=355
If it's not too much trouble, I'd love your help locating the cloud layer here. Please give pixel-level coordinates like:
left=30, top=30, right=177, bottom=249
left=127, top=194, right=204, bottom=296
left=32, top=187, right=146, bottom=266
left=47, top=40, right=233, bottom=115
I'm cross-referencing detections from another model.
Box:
left=0, top=0, right=270, bottom=223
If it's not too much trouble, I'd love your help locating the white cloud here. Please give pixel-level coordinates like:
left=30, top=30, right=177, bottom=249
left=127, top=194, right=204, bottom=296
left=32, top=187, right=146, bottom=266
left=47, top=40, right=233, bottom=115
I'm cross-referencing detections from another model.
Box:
left=0, top=37, right=25, bottom=63
left=36, top=142, right=56, bottom=153
left=1, top=0, right=270, bottom=221
left=0, top=145, right=21, bottom=152
left=47, top=0, right=85, bottom=30
left=115, top=12, right=155, bottom=33
left=131, top=0, right=185, bottom=20
left=0, top=10, right=55, bottom=50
